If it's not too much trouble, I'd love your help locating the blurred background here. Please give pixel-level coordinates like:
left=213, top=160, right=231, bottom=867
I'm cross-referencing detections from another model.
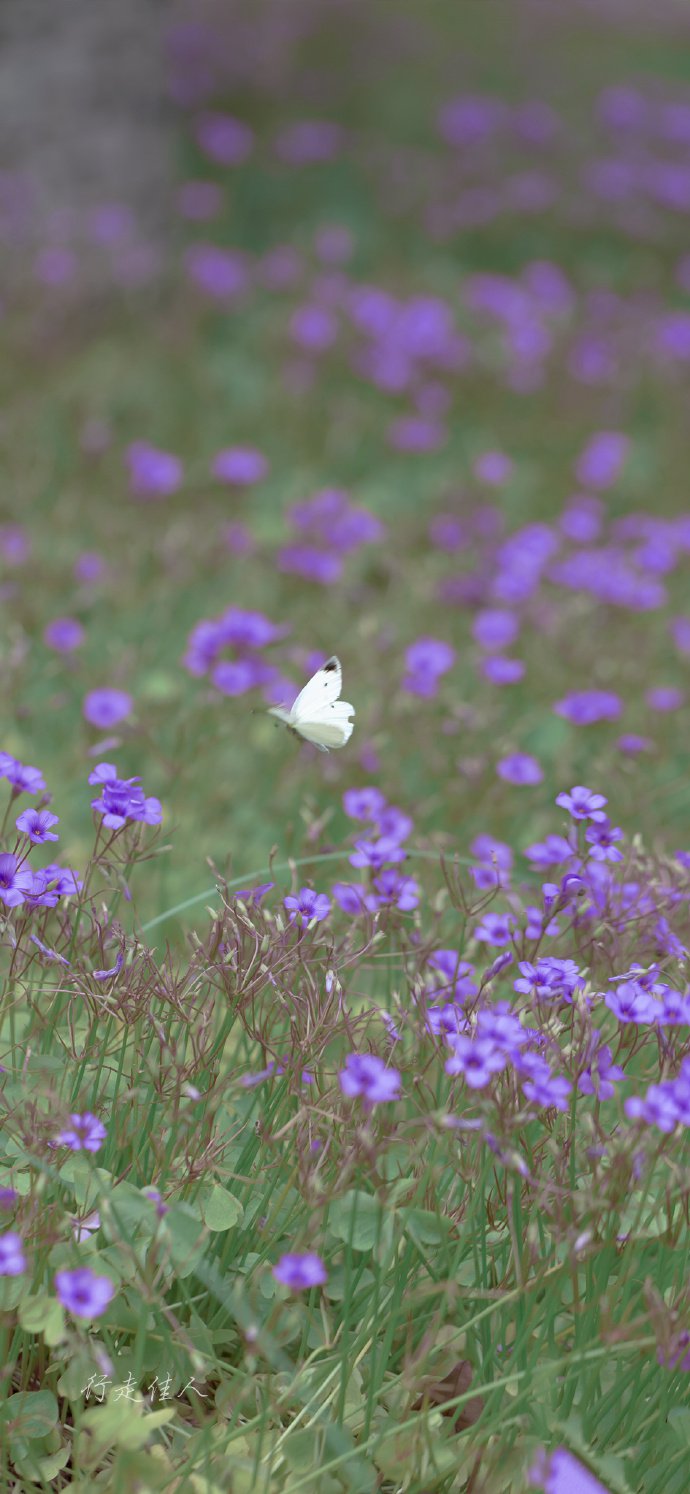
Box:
left=3, top=0, right=690, bottom=923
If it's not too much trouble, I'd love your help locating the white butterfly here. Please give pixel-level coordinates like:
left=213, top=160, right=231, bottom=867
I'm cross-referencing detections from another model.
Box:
left=268, top=656, right=355, bottom=751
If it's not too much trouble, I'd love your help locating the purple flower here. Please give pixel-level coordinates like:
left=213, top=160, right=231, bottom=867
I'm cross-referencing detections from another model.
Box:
left=575, top=431, right=629, bottom=490
left=284, top=888, right=331, bottom=924
left=195, top=112, right=253, bottom=165
left=372, top=869, right=420, bottom=911
left=0, top=1189, right=18, bottom=1210
left=387, top=416, right=446, bottom=454
left=0, top=1232, right=26, bottom=1276
left=530, top=1446, right=611, bottom=1493
left=604, top=981, right=657, bottom=1024
left=0, top=854, right=36, bottom=908
left=404, top=638, right=456, bottom=677
left=272, top=1252, right=327, bottom=1290
left=578, top=1042, right=625, bottom=1101
left=176, top=180, right=222, bottom=221
left=53, top=1113, right=107, bottom=1153
left=473, top=451, right=514, bottom=485
left=482, top=657, right=525, bottom=685
left=74, top=552, right=105, bottom=584
left=339, top=1053, right=401, bottom=1104
left=350, top=837, right=406, bottom=870
left=126, top=442, right=182, bottom=500
left=93, top=951, right=125, bottom=981
left=211, top=447, right=268, bottom=485
left=470, top=834, right=513, bottom=889
left=44, top=617, right=85, bottom=653
left=555, top=786, right=608, bottom=821
left=54, top=1267, right=115, bottom=1320
left=233, top=882, right=274, bottom=907
left=16, top=809, right=59, bottom=844
left=617, top=733, right=653, bottom=755
left=646, top=686, right=684, bottom=712
left=185, top=244, right=249, bottom=301
left=277, top=546, right=343, bottom=585
left=497, top=753, right=543, bottom=786
left=522, top=1069, right=571, bottom=1110
left=585, top=818, right=624, bottom=862
left=212, top=658, right=271, bottom=696
left=474, top=912, right=516, bottom=946
left=514, top=958, right=583, bottom=1004
left=332, top=882, right=378, bottom=915
left=474, top=615, right=520, bottom=661
left=343, top=787, right=386, bottom=821
left=445, top=1035, right=506, bottom=1087
left=89, top=763, right=162, bottom=828
left=2, top=761, right=46, bottom=795
left=524, top=834, right=576, bottom=870
left=375, top=806, right=413, bottom=844
left=554, top=690, right=622, bottom=725
left=83, top=689, right=133, bottom=729
left=290, top=304, right=338, bottom=351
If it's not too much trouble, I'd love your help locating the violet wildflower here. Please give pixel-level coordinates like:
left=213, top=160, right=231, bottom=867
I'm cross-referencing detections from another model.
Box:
left=273, top=1252, right=327, bottom=1290
left=482, top=656, right=525, bottom=684
left=554, top=690, right=622, bottom=725
left=44, top=617, right=85, bottom=652
left=54, top=1267, right=115, bottom=1320
left=578, top=1042, right=625, bottom=1101
left=343, top=787, right=386, bottom=821
left=575, top=431, right=629, bottom=490
left=195, top=112, right=253, bottom=165
left=126, top=442, right=182, bottom=499
left=524, top=834, right=576, bottom=870
left=339, top=1053, right=401, bottom=1104
left=585, top=818, right=624, bottom=862
left=428, top=950, right=478, bottom=1001
left=93, top=951, right=125, bottom=981
left=555, top=786, right=607, bottom=821
left=473, top=451, right=514, bottom=485
left=331, top=882, right=378, bottom=915
left=277, top=546, right=343, bottom=585
left=522, top=1068, right=571, bottom=1111
left=372, top=869, right=420, bottom=911
left=3, top=761, right=46, bottom=795
left=0, top=1189, right=18, bottom=1210
left=530, top=1446, right=611, bottom=1493
left=89, top=764, right=162, bottom=828
left=646, top=685, right=684, bottom=712
left=0, top=1232, right=26, bottom=1276
left=514, top=958, right=583, bottom=1004
left=375, top=805, right=413, bottom=844
left=497, top=752, right=543, bottom=786
left=16, top=808, right=59, bottom=844
left=470, top=834, right=513, bottom=889
left=53, top=1113, right=107, bottom=1153
left=350, top=837, right=406, bottom=870
left=283, top=888, right=331, bottom=924
left=617, top=733, right=653, bottom=755
left=0, top=854, right=36, bottom=908
left=211, top=447, right=268, bottom=485
left=604, top=981, right=658, bottom=1024
left=83, top=689, right=133, bottom=729
left=474, top=911, right=517, bottom=946
left=185, top=244, right=249, bottom=300
left=472, top=609, right=519, bottom=651
left=445, top=1035, right=506, bottom=1087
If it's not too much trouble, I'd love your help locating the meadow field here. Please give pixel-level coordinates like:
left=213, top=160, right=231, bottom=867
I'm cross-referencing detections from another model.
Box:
left=1, top=2, right=690, bottom=1489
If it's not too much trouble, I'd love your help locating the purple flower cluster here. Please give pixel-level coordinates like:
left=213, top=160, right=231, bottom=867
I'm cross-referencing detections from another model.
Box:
left=333, top=789, right=420, bottom=914
left=89, top=764, right=162, bottom=829
left=278, top=489, right=384, bottom=586
left=183, top=606, right=287, bottom=695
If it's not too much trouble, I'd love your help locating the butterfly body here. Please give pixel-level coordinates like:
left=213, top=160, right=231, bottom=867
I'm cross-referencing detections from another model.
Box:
left=268, top=656, right=355, bottom=751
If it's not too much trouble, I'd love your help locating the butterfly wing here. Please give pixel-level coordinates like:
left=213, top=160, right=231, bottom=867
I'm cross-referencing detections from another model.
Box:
left=291, top=656, right=343, bottom=719
left=267, top=705, right=294, bottom=726
left=292, top=698, right=355, bottom=751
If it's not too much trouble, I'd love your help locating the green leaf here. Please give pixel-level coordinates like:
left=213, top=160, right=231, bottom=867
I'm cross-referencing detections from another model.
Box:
left=0, top=1390, right=59, bottom=1438
left=198, top=1184, right=244, bottom=1232
left=327, top=1190, right=386, bottom=1251
left=668, top=1408, right=690, bottom=1449
left=402, top=1207, right=452, bottom=1247
left=18, top=1293, right=66, bottom=1345
left=163, top=1203, right=207, bottom=1277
